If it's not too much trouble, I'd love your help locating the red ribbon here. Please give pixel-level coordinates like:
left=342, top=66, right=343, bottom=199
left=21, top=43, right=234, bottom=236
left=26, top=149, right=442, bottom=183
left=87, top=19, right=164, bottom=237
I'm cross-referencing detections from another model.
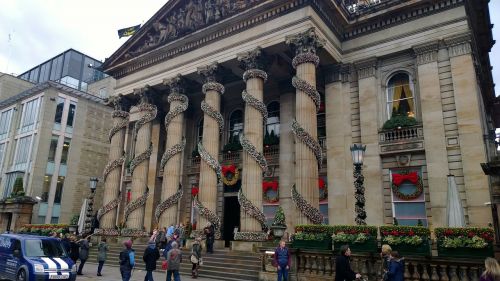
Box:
left=222, top=165, right=236, bottom=176
left=262, top=181, right=279, bottom=192
left=191, top=187, right=199, bottom=197
left=392, top=172, right=419, bottom=186
left=318, top=178, right=326, bottom=189
left=127, top=190, right=131, bottom=203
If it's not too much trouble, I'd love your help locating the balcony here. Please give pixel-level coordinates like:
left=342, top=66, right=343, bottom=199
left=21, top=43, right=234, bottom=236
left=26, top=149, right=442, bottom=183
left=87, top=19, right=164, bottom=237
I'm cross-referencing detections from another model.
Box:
left=379, top=125, right=424, bottom=155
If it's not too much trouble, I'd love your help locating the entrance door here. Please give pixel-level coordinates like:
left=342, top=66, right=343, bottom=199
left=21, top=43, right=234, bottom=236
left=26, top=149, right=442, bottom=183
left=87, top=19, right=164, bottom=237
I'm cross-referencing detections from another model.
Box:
left=6, top=213, right=12, bottom=232
left=223, top=196, right=240, bottom=247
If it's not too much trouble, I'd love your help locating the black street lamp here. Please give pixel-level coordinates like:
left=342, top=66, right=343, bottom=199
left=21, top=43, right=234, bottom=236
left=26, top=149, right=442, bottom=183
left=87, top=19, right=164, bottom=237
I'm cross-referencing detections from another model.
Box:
left=350, top=144, right=367, bottom=225
left=84, top=177, right=99, bottom=236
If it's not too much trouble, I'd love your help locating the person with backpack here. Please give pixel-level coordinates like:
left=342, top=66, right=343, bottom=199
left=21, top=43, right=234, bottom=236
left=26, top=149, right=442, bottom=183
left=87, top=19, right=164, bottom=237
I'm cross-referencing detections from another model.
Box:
left=97, top=237, right=109, bottom=276
left=165, top=241, right=183, bottom=281
left=143, top=240, right=160, bottom=281
left=274, top=240, right=291, bottom=281
left=386, top=251, right=404, bottom=281
left=119, top=240, right=135, bottom=281
left=77, top=236, right=90, bottom=275
left=191, top=237, right=202, bottom=278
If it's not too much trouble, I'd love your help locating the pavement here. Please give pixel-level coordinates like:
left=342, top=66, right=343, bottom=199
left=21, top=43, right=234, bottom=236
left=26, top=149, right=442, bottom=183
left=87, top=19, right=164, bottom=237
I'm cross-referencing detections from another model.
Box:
left=74, top=262, right=219, bottom=281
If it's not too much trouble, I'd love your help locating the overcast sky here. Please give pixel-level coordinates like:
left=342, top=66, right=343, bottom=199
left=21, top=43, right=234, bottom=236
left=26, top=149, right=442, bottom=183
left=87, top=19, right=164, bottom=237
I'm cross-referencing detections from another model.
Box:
left=0, top=1, right=499, bottom=95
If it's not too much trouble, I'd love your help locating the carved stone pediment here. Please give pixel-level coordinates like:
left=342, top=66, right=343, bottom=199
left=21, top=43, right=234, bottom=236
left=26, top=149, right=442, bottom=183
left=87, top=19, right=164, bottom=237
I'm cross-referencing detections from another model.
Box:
left=104, top=0, right=264, bottom=70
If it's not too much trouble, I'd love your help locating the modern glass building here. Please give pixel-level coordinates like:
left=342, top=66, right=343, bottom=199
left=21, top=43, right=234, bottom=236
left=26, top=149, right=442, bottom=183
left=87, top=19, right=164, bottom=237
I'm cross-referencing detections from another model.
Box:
left=18, top=49, right=107, bottom=92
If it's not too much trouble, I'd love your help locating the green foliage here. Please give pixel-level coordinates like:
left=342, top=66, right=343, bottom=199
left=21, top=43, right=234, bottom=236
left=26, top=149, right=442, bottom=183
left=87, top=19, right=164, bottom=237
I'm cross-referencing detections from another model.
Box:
left=272, top=206, right=286, bottom=226
left=70, top=215, right=79, bottom=225
left=264, top=130, right=279, bottom=146
left=441, top=236, right=488, bottom=249
left=293, top=232, right=329, bottom=241
left=382, top=111, right=417, bottom=130
left=332, top=232, right=369, bottom=244
left=295, top=225, right=377, bottom=237
left=223, top=135, right=242, bottom=152
left=10, top=177, right=25, bottom=197
left=380, top=225, right=430, bottom=238
left=383, top=235, right=423, bottom=245
left=417, top=219, right=423, bottom=226
left=435, top=227, right=494, bottom=248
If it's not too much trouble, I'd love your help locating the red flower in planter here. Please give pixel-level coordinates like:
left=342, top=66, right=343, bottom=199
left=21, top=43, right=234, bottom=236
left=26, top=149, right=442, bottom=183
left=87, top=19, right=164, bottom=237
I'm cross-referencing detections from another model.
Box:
left=391, top=230, right=399, bottom=236
left=383, top=231, right=389, bottom=236
left=408, top=230, right=415, bottom=236
left=467, top=232, right=475, bottom=238
left=444, top=229, right=454, bottom=236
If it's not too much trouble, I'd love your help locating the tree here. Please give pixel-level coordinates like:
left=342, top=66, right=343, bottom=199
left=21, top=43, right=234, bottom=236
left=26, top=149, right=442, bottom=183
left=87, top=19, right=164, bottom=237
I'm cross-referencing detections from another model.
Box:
left=273, top=206, right=286, bottom=226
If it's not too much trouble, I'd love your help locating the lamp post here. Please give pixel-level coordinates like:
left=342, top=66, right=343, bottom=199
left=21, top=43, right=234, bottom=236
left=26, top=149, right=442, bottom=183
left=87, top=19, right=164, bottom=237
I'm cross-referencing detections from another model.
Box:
left=350, top=144, right=367, bottom=225
left=84, top=177, right=99, bottom=236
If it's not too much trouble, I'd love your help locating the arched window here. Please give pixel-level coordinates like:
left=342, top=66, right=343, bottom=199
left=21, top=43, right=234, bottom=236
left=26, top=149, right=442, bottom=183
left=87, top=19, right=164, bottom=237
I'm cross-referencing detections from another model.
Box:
left=228, top=110, right=243, bottom=143
left=266, top=101, right=280, bottom=136
left=197, top=117, right=204, bottom=144
left=386, top=73, right=415, bottom=119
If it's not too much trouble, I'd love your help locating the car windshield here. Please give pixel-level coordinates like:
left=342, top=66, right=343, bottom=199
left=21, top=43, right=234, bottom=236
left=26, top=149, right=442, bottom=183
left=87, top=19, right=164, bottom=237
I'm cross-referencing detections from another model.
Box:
left=24, top=239, right=67, bottom=258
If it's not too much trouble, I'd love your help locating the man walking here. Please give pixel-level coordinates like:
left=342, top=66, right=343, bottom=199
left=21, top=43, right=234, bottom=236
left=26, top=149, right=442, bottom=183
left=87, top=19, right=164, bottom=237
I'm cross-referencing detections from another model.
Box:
left=166, top=241, right=183, bottom=281
left=143, top=240, right=160, bottom=281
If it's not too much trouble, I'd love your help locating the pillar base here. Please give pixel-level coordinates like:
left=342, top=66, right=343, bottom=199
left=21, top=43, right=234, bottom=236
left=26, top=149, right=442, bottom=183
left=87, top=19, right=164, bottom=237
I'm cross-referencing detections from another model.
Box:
left=230, top=240, right=263, bottom=252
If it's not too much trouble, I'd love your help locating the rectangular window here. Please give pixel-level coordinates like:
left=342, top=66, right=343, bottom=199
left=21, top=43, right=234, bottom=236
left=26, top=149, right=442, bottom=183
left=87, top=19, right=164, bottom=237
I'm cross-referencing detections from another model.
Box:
left=60, top=138, right=71, bottom=165
left=50, top=55, right=64, bottom=81
left=66, top=102, right=76, bottom=128
left=48, top=135, right=58, bottom=162
left=54, top=176, right=65, bottom=204
left=41, top=175, right=51, bottom=202
left=20, top=98, right=41, bottom=133
left=0, top=109, right=13, bottom=140
left=54, top=97, right=65, bottom=124
left=14, top=135, right=32, bottom=166
left=2, top=172, right=24, bottom=199
left=390, top=168, right=427, bottom=226
left=0, top=143, right=6, bottom=171
left=39, top=62, right=51, bottom=83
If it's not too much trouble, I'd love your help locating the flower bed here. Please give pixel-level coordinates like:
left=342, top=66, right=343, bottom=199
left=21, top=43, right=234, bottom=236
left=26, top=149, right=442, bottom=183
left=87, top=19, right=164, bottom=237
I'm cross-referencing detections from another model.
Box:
left=291, top=232, right=331, bottom=250
left=18, top=224, right=69, bottom=236
left=380, top=226, right=430, bottom=256
left=435, top=227, right=494, bottom=259
left=331, top=225, right=378, bottom=253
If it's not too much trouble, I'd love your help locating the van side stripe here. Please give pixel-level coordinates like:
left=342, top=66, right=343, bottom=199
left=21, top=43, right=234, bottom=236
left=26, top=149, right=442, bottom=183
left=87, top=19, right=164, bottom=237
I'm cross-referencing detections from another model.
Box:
left=41, top=257, right=57, bottom=270
left=53, top=258, right=69, bottom=270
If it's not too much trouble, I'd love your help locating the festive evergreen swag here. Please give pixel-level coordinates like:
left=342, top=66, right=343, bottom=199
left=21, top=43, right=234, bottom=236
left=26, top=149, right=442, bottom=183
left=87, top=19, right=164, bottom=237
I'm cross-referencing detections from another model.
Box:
left=435, top=227, right=494, bottom=249
left=19, top=224, right=69, bottom=236
left=293, top=232, right=329, bottom=241
left=380, top=225, right=430, bottom=246
left=70, top=215, right=79, bottom=225
left=10, top=177, right=25, bottom=197
left=223, top=135, right=243, bottom=152
left=382, top=110, right=417, bottom=130
left=272, top=206, right=286, bottom=226
left=264, top=130, right=279, bottom=146
left=331, top=225, right=378, bottom=244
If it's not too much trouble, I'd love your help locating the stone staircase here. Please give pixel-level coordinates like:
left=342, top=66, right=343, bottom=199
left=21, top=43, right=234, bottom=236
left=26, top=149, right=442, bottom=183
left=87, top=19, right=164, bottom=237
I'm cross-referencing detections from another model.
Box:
left=87, top=242, right=260, bottom=281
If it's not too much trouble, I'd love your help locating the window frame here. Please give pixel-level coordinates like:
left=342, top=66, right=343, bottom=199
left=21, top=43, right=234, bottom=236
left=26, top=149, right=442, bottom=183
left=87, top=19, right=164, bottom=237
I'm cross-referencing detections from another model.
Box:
left=389, top=168, right=427, bottom=226
left=385, top=71, right=417, bottom=120
left=227, top=109, right=244, bottom=144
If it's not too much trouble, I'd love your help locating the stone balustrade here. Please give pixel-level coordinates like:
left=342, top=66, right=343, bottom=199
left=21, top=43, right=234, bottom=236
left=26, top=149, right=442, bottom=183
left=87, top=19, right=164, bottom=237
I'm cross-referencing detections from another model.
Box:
left=379, top=125, right=425, bottom=155
left=259, top=248, right=484, bottom=281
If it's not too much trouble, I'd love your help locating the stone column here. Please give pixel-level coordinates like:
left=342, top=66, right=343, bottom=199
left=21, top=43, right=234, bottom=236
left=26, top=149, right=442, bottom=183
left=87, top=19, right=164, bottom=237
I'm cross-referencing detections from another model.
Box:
left=445, top=34, right=491, bottom=226
left=123, top=87, right=157, bottom=236
left=97, top=96, right=131, bottom=236
left=355, top=58, right=384, bottom=226
left=325, top=64, right=355, bottom=225
left=195, top=63, right=224, bottom=238
left=235, top=47, right=268, bottom=240
left=413, top=42, right=450, bottom=227
left=155, top=75, right=188, bottom=227
left=285, top=28, right=325, bottom=225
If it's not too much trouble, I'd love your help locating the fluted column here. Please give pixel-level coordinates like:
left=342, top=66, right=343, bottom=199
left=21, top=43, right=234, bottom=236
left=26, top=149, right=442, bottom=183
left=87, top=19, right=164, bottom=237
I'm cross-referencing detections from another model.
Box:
left=123, top=87, right=157, bottom=236
left=235, top=47, right=268, bottom=240
left=195, top=62, right=224, bottom=238
left=96, top=96, right=131, bottom=236
left=155, top=75, right=188, bottom=227
left=286, top=28, right=325, bottom=225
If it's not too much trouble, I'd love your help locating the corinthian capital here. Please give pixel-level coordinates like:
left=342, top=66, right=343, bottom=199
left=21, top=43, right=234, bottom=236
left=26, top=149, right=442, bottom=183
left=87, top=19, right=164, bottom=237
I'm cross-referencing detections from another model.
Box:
left=285, top=28, right=325, bottom=55
left=197, top=62, right=220, bottom=83
left=108, top=94, right=132, bottom=112
left=133, top=85, right=155, bottom=105
left=163, top=74, right=185, bottom=95
left=237, top=47, right=267, bottom=71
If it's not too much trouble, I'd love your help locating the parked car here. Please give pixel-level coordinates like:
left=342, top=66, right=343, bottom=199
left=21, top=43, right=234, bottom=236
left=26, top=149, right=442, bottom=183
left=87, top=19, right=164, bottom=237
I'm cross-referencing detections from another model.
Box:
left=0, top=233, right=76, bottom=281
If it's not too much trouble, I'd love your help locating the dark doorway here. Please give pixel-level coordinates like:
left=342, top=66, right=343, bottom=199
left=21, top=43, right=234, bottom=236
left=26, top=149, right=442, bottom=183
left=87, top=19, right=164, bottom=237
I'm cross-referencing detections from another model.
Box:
left=6, top=213, right=12, bottom=232
left=223, top=196, right=240, bottom=247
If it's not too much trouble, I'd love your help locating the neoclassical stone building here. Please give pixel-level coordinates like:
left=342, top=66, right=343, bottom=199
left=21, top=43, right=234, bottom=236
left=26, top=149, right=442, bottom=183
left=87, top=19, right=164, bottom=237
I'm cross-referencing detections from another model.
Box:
left=96, top=0, right=497, bottom=245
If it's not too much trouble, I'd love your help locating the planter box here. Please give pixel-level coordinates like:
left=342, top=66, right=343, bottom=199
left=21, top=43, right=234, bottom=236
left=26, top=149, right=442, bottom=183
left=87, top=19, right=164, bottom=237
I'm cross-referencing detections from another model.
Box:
left=333, top=237, right=377, bottom=253
left=388, top=239, right=430, bottom=257
left=292, top=239, right=332, bottom=250
left=437, top=244, right=494, bottom=259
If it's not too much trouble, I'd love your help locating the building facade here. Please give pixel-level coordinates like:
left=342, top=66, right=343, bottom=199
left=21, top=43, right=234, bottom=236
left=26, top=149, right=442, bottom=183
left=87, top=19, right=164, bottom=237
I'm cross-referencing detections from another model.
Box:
left=96, top=0, right=497, bottom=244
left=0, top=75, right=111, bottom=229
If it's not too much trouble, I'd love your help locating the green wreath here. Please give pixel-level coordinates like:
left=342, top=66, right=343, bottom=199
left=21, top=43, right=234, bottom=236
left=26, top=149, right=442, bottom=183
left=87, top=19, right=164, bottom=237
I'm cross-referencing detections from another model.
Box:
left=391, top=172, right=423, bottom=200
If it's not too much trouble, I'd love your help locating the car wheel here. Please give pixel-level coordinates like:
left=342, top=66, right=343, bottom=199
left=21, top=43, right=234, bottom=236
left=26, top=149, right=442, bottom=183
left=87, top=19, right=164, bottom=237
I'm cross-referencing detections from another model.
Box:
left=16, top=269, right=26, bottom=281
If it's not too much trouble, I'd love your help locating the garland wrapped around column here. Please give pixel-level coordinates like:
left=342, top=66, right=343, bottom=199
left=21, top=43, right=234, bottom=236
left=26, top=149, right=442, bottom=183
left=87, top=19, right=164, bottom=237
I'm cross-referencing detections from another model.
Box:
left=286, top=28, right=325, bottom=225
left=122, top=188, right=150, bottom=237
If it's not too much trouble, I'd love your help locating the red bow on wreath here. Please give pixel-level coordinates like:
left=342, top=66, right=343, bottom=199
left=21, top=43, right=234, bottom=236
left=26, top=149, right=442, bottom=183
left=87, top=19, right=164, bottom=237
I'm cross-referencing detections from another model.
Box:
left=222, top=165, right=236, bottom=176
left=392, top=172, right=419, bottom=186
left=191, top=187, right=199, bottom=197
left=318, top=178, right=326, bottom=189
left=262, top=181, right=279, bottom=192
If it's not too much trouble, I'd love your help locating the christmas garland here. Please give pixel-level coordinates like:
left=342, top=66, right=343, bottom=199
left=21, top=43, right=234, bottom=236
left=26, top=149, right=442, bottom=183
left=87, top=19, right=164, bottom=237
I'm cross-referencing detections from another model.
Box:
left=154, top=184, right=183, bottom=223
left=108, top=110, right=130, bottom=143
left=238, top=189, right=268, bottom=232
left=222, top=164, right=240, bottom=186
left=194, top=195, right=221, bottom=239
left=234, top=232, right=268, bottom=241
left=262, top=181, right=279, bottom=203
left=291, top=184, right=323, bottom=225
left=318, top=178, right=328, bottom=201
left=123, top=189, right=149, bottom=222
left=391, top=171, right=423, bottom=200
left=97, top=197, right=121, bottom=222
left=94, top=228, right=120, bottom=236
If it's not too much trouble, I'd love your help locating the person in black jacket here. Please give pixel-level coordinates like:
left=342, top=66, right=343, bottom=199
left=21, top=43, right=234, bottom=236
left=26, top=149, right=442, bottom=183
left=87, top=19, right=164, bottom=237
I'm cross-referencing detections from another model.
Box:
left=335, top=245, right=362, bottom=281
left=69, top=236, right=80, bottom=264
left=143, top=240, right=160, bottom=281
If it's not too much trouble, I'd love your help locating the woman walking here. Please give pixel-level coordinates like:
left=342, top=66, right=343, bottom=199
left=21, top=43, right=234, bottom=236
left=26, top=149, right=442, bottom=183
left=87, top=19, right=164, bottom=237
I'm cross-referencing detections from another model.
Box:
left=480, top=257, right=500, bottom=281
left=97, top=238, right=108, bottom=276
left=143, top=240, right=160, bottom=281
left=77, top=237, right=90, bottom=275
left=166, top=241, right=183, bottom=281
left=381, top=244, right=392, bottom=280
left=335, top=245, right=362, bottom=281
left=386, top=251, right=404, bottom=281
left=119, top=240, right=135, bottom=281
left=191, top=238, right=202, bottom=278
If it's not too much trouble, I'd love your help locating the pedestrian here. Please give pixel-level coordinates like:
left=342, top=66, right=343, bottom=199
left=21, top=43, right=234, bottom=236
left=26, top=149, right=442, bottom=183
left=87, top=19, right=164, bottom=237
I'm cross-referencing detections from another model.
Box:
left=77, top=236, right=90, bottom=275
left=386, top=251, right=404, bottom=281
left=119, top=240, right=135, bottom=281
left=191, top=237, right=202, bottom=278
left=166, top=241, right=183, bottom=281
left=150, top=228, right=158, bottom=243
left=167, top=224, right=175, bottom=238
left=160, top=227, right=167, bottom=249
left=143, top=240, right=160, bottom=281
left=97, top=237, right=108, bottom=276
left=61, top=234, right=71, bottom=254
left=155, top=227, right=165, bottom=248
left=335, top=245, right=362, bottom=281
left=381, top=244, right=392, bottom=281
left=480, top=257, right=500, bottom=281
left=274, top=240, right=291, bottom=281
left=204, top=223, right=215, bottom=254
left=178, top=223, right=185, bottom=248
left=69, top=236, right=79, bottom=264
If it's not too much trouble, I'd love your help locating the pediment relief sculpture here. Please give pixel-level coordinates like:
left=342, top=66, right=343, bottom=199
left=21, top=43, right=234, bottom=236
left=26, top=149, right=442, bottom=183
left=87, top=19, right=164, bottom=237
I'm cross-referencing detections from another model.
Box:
left=125, top=0, right=263, bottom=59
